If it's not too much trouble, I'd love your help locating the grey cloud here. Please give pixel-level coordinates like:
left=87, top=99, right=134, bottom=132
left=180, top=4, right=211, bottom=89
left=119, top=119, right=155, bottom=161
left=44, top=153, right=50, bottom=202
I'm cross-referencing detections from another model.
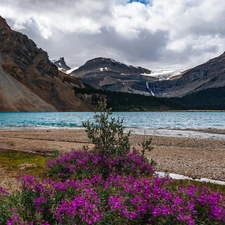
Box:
left=1, top=0, right=225, bottom=70
left=94, top=28, right=170, bottom=63
left=164, top=44, right=219, bottom=66
left=40, top=28, right=170, bottom=68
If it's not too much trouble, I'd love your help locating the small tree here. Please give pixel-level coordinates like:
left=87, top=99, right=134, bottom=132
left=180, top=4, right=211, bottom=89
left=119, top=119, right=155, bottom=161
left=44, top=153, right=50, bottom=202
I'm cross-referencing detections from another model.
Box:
left=83, top=100, right=154, bottom=158
left=83, top=99, right=130, bottom=157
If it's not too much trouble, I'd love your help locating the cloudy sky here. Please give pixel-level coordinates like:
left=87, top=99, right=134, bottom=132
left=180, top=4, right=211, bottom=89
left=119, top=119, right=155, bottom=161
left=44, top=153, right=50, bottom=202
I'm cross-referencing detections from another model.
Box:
left=1, top=0, right=225, bottom=70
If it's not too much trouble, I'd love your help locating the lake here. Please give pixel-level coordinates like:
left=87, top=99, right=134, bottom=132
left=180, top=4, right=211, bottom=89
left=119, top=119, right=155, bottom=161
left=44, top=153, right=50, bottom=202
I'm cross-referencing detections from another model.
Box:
left=0, top=112, right=225, bottom=130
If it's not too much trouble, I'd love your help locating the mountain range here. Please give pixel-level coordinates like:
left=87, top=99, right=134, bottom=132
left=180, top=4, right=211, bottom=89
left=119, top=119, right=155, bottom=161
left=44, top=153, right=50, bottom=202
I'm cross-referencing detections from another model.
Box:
left=67, top=54, right=225, bottom=98
left=1, top=15, right=225, bottom=111
left=61, top=55, right=225, bottom=110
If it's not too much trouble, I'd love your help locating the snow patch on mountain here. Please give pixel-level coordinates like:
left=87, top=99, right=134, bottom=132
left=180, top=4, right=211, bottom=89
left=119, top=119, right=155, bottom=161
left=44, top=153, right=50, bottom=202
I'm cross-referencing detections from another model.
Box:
left=66, top=67, right=79, bottom=74
left=142, top=69, right=183, bottom=80
left=99, top=67, right=109, bottom=72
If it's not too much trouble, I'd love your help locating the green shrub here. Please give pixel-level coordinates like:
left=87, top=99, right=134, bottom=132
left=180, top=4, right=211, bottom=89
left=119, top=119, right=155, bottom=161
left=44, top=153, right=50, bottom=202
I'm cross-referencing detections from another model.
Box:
left=83, top=99, right=154, bottom=158
left=83, top=99, right=131, bottom=157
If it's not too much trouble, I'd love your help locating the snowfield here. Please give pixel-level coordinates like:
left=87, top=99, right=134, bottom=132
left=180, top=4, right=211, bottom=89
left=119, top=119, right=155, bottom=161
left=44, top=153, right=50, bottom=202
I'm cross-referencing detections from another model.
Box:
left=142, top=69, right=184, bottom=80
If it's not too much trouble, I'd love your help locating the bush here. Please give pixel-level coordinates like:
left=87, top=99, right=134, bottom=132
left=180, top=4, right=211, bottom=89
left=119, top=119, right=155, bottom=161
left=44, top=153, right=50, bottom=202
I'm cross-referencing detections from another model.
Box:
left=2, top=174, right=225, bottom=225
left=47, top=100, right=154, bottom=180
left=83, top=99, right=154, bottom=157
left=47, top=149, right=154, bottom=180
left=83, top=99, right=131, bottom=157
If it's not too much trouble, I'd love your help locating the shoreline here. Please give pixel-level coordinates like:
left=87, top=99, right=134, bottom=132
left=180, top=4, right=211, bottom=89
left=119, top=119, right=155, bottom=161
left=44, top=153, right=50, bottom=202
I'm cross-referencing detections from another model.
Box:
left=126, top=127, right=225, bottom=140
left=1, top=126, right=225, bottom=139
left=1, top=128, right=225, bottom=190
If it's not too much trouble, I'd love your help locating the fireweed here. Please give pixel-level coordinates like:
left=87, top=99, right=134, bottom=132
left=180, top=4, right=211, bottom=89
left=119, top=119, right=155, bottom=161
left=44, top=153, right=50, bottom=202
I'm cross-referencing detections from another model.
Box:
left=1, top=164, right=225, bottom=224
left=46, top=149, right=154, bottom=180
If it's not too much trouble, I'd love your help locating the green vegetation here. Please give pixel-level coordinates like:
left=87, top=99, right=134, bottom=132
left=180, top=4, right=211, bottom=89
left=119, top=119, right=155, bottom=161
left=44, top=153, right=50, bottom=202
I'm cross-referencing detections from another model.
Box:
left=75, top=84, right=225, bottom=110
left=0, top=151, right=51, bottom=177
left=74, top=85, right=185, bottom=111
left=83, top=100, right=131, bottom=157
left=83, top=100, right=154, bottom=158
left=171, top=87, right=225, bottom=110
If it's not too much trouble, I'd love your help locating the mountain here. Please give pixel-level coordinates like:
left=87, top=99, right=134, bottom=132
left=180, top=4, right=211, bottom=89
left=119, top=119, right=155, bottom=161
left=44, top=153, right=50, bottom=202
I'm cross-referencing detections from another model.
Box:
left=69, top=57, right=187, bottom=96
left=70, top=53, right=225, bottom=99
left=0, top=16, right=94, bottom=112
left=69, top=57, right=156, bottom=96
left=52, top=57, right=185, bottom=111
left=171, top=86, right=225, bottom=110
left=71, top=57, right=151, bottom=76
left=52, top=57, right=71, bottom=73
left=145, top=52, right=225, bottom=97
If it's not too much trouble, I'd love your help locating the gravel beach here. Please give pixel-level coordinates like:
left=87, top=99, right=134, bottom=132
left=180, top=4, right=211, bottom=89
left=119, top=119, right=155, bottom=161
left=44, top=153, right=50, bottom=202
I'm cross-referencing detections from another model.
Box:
left=1, top=128, right=225, bottom=190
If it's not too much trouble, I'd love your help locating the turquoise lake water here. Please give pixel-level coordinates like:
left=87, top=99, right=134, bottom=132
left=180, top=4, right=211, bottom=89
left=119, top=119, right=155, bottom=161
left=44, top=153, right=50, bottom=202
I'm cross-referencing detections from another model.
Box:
left=0, top=112, right=225, bottom=130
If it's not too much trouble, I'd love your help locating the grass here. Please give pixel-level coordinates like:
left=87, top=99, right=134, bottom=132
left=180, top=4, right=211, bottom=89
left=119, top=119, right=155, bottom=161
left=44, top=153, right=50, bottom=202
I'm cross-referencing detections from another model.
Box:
left=169, top=179, right=225, bottom=194
left=0, top=151, right=52, bottom=177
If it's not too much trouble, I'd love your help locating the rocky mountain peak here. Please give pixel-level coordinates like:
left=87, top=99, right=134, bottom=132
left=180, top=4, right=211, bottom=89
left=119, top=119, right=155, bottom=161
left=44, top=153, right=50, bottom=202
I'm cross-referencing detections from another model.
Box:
left=53, top=57, right=71, bottom=72
left=71, top=57, right=151, bottom=75
left=0, top=16, right=10, bottom=30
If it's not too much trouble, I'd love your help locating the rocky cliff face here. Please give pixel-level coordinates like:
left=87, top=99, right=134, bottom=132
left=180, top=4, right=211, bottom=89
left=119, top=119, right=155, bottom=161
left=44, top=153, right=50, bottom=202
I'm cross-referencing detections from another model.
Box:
left=0, top=16, right=93, bottom=111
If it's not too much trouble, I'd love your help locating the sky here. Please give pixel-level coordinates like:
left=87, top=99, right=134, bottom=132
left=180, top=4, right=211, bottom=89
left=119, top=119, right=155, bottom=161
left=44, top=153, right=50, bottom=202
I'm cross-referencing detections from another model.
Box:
left=0, top=0, right=225, bottom=70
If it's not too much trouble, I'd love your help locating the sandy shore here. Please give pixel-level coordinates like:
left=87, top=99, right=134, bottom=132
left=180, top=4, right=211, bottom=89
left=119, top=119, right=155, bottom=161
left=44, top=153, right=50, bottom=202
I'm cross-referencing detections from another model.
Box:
left=1, top=128, right=225, bottom=190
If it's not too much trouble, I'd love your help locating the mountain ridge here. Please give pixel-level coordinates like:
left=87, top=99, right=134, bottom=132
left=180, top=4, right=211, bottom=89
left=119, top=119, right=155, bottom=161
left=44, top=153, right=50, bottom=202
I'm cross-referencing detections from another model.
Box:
left=64, top=52, right=225, bottom=98
left=71, top=57, right=151, bottom=76
left=68, top=57, right=155, bottom=95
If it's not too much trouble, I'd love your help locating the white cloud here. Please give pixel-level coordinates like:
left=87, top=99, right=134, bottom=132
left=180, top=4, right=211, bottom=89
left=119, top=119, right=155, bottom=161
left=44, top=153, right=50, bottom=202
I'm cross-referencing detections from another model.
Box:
left=111, top=2, right=149, bottom=38
left=1, top=0, right=225, bottom=69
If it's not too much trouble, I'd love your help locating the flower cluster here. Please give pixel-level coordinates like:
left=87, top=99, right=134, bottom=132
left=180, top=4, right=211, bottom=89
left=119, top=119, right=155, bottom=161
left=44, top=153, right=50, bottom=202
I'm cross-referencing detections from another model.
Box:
left=0, top=186, right=9, bottom=195
left=2, top=172, right=223, bottom=224
left=47, top=149, right=154, bottom=180
left=1, top=148, right=225, bottom=224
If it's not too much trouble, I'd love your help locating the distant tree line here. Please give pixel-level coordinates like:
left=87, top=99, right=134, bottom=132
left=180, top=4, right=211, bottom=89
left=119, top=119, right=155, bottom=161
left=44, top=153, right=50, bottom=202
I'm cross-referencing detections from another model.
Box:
left=171, top=87, right=225, bottom=110
left=73, top=84, right=184, bottom=111
left=74, top=84, right=225, bottom=111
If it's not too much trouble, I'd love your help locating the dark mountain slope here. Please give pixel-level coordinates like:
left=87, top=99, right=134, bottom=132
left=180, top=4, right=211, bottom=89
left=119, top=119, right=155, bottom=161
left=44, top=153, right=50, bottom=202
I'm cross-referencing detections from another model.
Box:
left=74, top=84, right=184, bottom=111
left=146, top=52, right=225, bottom=97
left=0, top=16, right=93, bottom=112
